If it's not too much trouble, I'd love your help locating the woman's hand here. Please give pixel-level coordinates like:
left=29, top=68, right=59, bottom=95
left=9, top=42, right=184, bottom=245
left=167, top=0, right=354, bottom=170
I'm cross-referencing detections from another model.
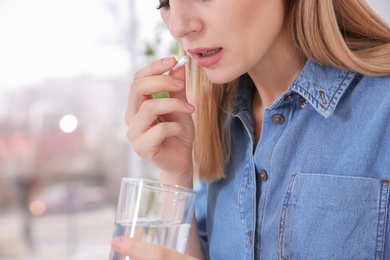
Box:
left=111, top=237, right=199, bottom=260
left=125, top=57, right=195, bottom=180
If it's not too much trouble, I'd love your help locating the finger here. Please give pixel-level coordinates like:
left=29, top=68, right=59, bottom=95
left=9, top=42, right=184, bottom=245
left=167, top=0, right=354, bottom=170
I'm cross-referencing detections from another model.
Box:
left=127, top=98, right=194, bottom=142
left=111, top=237, right=189, bottom=260
left=169, top=62, right=189, bottom=103
left=131, top=121, right=188, bottom=160
left=126, top=75, right=186, bottom=124
left=126, top=57, right=177, bottom=124
left=133, top=57, right=176, bottom=80
left=126, top=56, right=188, bottom=125
left=132, top=75, right=185, bottom=97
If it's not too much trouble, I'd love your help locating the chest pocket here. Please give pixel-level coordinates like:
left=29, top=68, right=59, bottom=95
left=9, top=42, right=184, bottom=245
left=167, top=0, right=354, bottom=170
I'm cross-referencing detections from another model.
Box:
left=278, top=173, right=390, bottom=260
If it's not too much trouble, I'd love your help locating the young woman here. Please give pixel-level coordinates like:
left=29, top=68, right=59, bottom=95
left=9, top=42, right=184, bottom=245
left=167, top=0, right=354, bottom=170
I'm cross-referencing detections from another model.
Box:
left=113, top=0, right=390, bottom=259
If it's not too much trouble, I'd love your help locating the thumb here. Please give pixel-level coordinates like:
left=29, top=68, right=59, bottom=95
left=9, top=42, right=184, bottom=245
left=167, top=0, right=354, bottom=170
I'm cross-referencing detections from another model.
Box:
left=169, top=62, right=189, bottom=103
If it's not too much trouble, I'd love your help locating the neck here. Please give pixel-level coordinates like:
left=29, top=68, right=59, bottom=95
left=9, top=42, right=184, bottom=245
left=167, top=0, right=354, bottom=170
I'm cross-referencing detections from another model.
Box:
left=248, top=37, right=305, bottom=108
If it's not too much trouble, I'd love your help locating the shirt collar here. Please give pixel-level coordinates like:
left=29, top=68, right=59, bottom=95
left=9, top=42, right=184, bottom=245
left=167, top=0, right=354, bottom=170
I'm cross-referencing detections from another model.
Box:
left=233, top=59, right=359, bottom=118
left=290, top=59, right=358, bottom=118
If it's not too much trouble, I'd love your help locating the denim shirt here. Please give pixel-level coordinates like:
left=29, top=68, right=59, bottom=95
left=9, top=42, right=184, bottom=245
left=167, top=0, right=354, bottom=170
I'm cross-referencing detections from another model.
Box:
left=195, top=59, right=390, bottom=260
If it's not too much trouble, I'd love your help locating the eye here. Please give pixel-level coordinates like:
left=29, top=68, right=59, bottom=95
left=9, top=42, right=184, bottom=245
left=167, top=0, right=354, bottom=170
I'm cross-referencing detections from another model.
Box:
left=156, top=0, right=169, bottom=10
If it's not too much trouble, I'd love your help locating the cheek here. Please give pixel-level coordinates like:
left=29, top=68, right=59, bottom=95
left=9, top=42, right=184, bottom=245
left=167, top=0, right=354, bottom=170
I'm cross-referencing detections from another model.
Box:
left=160, top=12, right=170, bottom=28
left=230, top=1, right=285, bottom=37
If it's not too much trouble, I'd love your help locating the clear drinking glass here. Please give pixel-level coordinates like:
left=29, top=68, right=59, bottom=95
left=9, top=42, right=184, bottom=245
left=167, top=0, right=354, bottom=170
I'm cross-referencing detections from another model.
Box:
left=109, top=178, right=197, bottom=260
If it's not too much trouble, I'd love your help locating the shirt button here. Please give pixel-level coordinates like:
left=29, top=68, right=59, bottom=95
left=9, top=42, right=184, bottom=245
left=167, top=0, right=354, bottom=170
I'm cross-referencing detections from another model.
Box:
left=284, top=94, right=294, bottom=101
left=299, top=98, right=308, bottom=108
left=260, top=170, right=268, bottom=181
left=272, top=114, right=285, bottom=124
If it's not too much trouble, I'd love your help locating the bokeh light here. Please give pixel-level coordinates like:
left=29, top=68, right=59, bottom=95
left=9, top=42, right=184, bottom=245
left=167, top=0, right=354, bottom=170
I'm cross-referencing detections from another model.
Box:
left=59, top=114, right=78, bottom=133
left=29, top=199, right=46, bottom=216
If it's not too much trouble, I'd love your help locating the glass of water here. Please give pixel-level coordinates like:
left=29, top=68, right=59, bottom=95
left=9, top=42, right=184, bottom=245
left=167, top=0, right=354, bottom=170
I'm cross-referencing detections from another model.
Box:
left=109, top=178, right=197, bottom=260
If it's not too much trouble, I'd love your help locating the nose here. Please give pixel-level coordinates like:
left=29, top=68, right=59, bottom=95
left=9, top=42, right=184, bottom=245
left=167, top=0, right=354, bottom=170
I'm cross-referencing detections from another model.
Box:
left=167, top=2, right=202, bottom=39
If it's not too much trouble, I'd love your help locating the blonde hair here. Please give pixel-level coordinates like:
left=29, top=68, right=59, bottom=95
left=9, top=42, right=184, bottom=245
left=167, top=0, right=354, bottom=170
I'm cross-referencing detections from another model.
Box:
left=187, top=0, right=390, bottom=182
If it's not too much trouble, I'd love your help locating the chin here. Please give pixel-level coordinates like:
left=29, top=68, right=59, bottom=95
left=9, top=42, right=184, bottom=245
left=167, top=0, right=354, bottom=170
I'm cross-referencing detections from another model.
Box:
left=204, top=69, right=241, bottom=84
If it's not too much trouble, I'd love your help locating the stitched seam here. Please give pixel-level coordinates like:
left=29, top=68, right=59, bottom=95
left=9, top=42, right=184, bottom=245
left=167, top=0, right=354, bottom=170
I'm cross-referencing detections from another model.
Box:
left=375, top=182, right=384, bottom=260
left=278, top=174, right=297, bottom=260
left=381, top=184, right=389, bottom=259
left=293, top=71, right=351, bottom=111
left=257, top=177, right=270, bottom=259
left=257, top=106, right=290, bottom=256
left=375, top=181, right=389, bottom=260
left=268, top=106, right=291, bottom=174
left=236, top=113, right=255, bottom=259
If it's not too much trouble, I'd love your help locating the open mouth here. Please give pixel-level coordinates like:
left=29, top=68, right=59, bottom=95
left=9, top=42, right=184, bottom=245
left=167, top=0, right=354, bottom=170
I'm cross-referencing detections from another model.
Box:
left=189, top=47, right=224, bottom=67
left=199, top=48, right=222, bottom=57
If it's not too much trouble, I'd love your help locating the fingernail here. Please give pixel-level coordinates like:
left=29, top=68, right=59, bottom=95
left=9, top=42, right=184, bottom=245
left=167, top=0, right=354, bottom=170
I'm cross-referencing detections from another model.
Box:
left=173, top=79, right=184, bottom=87
left=111, top=237, right=122, bottom=250
left=185, top=103, right=194, bottom=111
left=162, top=57, right=173, bottom=66
left=171, top=56, right=189, bottom=71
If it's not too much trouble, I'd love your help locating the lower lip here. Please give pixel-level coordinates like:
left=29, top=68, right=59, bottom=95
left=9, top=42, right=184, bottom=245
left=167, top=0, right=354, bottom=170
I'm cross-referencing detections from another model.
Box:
left=195, top=49, right=223, bottom=68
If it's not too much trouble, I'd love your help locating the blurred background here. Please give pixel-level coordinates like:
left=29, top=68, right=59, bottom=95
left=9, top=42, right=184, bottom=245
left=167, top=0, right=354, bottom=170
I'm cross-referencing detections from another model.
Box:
left=0, top=0, right=177, bottom=259
left=0, top=0, right=388, bottom=259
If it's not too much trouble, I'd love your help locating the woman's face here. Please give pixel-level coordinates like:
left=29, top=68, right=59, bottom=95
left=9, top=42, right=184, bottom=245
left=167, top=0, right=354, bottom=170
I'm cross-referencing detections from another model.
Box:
left=159, top=0, right=288, bottom=84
